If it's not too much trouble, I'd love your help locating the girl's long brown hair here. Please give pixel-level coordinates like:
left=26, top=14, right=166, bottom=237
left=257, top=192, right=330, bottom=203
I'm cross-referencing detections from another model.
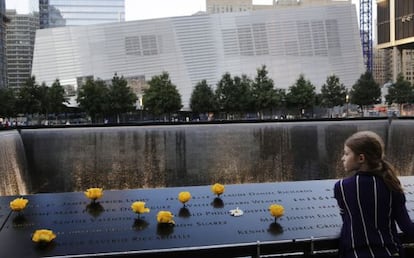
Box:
left=345, top=131, right=403, bottom=193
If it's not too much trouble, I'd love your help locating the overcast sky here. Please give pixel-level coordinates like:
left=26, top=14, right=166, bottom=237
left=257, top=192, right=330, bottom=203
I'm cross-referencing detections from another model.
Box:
left=6, top=0, right=367, bottom=21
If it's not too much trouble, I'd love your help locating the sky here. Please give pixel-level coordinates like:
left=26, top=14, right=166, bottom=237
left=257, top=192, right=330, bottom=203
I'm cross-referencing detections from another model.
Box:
left=6, top=0, right=367, bottom=21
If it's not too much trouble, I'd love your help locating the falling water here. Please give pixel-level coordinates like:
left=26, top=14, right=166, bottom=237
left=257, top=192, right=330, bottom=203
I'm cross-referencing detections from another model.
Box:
left=15, top=119, right=392, bottom=193
left=0, top=130, right=30, bottom=195
left=2, top=119, right=413, bottom=195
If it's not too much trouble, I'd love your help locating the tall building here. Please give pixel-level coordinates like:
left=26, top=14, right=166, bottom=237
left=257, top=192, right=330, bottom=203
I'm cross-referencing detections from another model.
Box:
left=4, top=0, right=125, bottom=90
left=39, top=0, right=125, bottom=28
left=206, top=0, right=351, bottom=13
left=207, top=0, right=253, bottom=13
left=5, top=10, right=38, bottom=89
left=32, top=4, right=364, bottom=109
left=377, top=0, right=414, bottom=82
left=38, top=0, right=64, bottom=28
left=0, top=0, right=8, bottom=88
left=372, top=47, right=393, bottom=86
left=402, top=49, right=414, bottom=84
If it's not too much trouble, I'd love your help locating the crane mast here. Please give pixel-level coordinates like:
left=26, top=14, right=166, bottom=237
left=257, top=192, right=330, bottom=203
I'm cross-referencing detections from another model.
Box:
left=360, top=0, right=373, bottom=72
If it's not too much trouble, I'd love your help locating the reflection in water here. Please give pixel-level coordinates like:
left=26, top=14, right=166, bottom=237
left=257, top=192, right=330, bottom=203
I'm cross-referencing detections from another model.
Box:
left=212, top=198, right=224, bottom=208
left=86, top=202, right=104, bottom=217
left=132, top=218, right=149, bottom=231
left=178, top=207, right=191, bottom=218
left=12, top=214, right=27, bottom=225
left=34, top=241, right=56, bottom=252
left=156, top=223, right=174, bottom=237
left=268, top=222, right=283, bottom=235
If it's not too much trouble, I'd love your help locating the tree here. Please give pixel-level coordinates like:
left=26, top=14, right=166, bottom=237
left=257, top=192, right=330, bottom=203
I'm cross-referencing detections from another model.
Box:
left=143, top=72, right=182, bottom=120
left=251, top=65, right=279, bottom=118
left=15, top=78, right=67, bottom=123
left=108, top=73, right=138, bottom=123
left=286, top=74, right=316, bottom=117
left=0, top=87, right=17, bottom=118
left=274, top=88, right=287, bottom=109
left=190, top=80, right=217, bottom=115
left=350, top=71, right=381, bottom=115
left=320, top=75, right=347, bottom=117
left=48, top=79, right=68, bottom=116
left=216, top=72, right=236, bottom=114
left=77, top=78, right=109, bottom=123
left=233, top=74, right=253, bottom=113
left=38, top=82, right=51, bottom=118
left=16, top=76, right=41, bottom=115
left=215, top=72, right=252, bottom=118
left=385, top=73, right=413, bottom=113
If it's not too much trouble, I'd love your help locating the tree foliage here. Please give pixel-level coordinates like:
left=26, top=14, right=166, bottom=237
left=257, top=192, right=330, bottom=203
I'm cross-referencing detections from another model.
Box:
left=0, top=87, right=17, bottom=118
left=215, top=72, right=236, bottom=113
left=286, top=74, right=316, bottom=116
left=38, top=82, right=53, bottom=116
left=2, top=77, right=67, bottom=120
left=77, top=78, right=109, bottom=122
left=143, top=72, right=182, bottom=118
left=108, top=73, right=138, bottom=122
left=2, top=68, right=386, bottom=122
left=215, top=72, right=252, bottom=116
left=251, top=65, right=279, bottom=117
left=2, top=74, right=136, bottom=123
left=350, top=71, right=381, bottom=112
left=16, top=76, right=42, bottom=115
left=385, top=73, right=413, bottom=106
left=48, top=79, right=68, bottom=115
left=233, top=74, right=253, bottom=112
left=190, top=80, right=217, bottom=114
left=274, top=88, right=286, bottom=108
left=320, top=75, right=347, bottom=108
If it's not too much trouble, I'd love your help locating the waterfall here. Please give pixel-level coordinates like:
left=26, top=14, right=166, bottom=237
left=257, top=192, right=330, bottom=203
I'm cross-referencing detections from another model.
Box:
left=0, top=130, right=30, bottom=196
left=18, top=120, right=392, bottom=193
left=3, top=119, right=413, bottom=195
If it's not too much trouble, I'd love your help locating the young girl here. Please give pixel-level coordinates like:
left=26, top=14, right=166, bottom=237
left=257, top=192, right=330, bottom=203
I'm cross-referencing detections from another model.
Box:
left=334, top=131, right=414, bottom=258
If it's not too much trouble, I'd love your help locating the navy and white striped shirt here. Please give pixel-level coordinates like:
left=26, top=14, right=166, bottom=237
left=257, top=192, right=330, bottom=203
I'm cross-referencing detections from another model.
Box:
left=334, top=172, right=414, bottom=258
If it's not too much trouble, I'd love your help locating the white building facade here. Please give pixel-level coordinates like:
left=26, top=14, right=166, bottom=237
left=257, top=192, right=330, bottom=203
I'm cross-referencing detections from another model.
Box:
left=32, top=4, right=364, bottom=109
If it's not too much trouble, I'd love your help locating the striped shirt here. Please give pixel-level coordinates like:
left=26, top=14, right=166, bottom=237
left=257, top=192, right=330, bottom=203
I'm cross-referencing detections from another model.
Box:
left=334, top=172, right=414, bottom=258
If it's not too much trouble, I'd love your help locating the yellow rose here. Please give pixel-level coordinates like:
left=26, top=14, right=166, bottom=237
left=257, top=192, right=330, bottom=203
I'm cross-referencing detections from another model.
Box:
left=10, top=197, right=29, bottom=212
left=84, top=188, right=103, bottom=201
left=32, top=229, right=56, bottom=243
left=131, top=201, right=150, bottom=214
left=178, top=191, right=191, bottom=204
left=211, top=183, right=225, bottom=196
left=269, top=204, right=284, bottom=218
left=157, top=211, right=175, bottom=224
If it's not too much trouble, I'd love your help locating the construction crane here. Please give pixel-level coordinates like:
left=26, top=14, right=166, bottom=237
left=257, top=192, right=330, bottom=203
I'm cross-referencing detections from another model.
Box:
left=360, top=0, right=373, bottom=72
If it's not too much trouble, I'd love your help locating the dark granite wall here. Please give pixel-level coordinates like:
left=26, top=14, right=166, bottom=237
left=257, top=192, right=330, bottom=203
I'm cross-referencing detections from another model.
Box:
left=2, top=119, right=413, bottom=195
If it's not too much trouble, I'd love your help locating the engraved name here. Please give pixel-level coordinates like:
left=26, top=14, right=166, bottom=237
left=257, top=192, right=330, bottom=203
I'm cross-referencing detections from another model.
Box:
left=196, top=220, right=227, bottom=226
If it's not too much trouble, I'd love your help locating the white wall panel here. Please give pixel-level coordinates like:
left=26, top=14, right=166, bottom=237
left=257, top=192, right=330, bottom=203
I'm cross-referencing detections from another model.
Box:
left=32, top=4, right=364, bottom=109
